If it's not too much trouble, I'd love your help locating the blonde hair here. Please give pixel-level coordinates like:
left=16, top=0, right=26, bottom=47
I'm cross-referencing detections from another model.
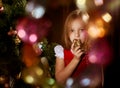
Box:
left=62, top=9, right=89, bottom=50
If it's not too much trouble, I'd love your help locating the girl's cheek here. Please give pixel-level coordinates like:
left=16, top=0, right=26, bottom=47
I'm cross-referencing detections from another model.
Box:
left=69, top=34, right=74, bottom=42
left=69, top=35, right=73, bottom=42
left=80, top=30, right=88, bottom=43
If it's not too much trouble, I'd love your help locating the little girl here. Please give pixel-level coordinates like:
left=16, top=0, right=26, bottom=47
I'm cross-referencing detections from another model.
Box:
left=54, top=9, right=103, bottom=87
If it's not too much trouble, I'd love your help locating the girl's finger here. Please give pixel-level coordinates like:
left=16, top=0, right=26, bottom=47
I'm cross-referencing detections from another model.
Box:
left=71, top=42, right=75, bottom=50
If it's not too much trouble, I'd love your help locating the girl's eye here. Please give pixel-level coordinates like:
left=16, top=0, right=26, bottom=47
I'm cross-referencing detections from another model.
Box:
left=80, top=28, right=84, bottom=31
left=70, top=29, right=74, bottom=32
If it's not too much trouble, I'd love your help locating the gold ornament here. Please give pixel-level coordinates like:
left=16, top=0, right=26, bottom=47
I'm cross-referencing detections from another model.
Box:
left=15, top=36, right=21, bottom=45
left=73, top=39, right=81, bottom=47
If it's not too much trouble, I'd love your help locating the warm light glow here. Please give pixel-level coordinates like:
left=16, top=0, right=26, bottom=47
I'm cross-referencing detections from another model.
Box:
left=82, top=12, right=89, bottom=23
left=76, top=0, right=87, bottom=10
left=95, top=19, right=104, bottom=27
left=98, top=27, right=105, bottom=38
left=102, top=13, right=112, bottom=23
left=25, top=75, right=34, bottom=84
left=35, top=67, right=43, bottom=76
left=0, top=6, right=4, bottom=11
left=76, top=0, right=86, bottom=5
left=88, top=25, right=99, bottom=38
left=88, top=18, right=106, bottom=38
left=94, top=0, right=103, bottom=6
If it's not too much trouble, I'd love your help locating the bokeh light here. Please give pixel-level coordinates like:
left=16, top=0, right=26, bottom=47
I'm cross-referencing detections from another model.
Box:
left=66, top=78, right=74, bottom=87
left=87, top=18, right=107, bottom=39
left=16, top=17, right=52, bottom=44
left=102, top=12, right=112, bottom=23
left=46, top=78, right=55, bottom=85
left=94, top=0, right=103, bottom=6
left=25, top=0, right=46, bottom=19
left=75, top=0, right=87, bottom=11
left=25, top=75, right=34, bottom=84
left=22, top=65, right=46, bottom=85
left=82, top=12, right=90, bottom=23
left=88, top=38, right=113, bottom=66
left=31, top=6, right=45, bottom=19
left=29, top=34, right=37, bottom=43
left=17, top=29, right=26, bottom=38
left=80, top=77, right=91, bottom=86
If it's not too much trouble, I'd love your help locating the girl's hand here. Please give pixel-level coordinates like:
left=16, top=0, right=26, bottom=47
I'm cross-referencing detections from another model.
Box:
left=71, top=41, right=85, bottom=60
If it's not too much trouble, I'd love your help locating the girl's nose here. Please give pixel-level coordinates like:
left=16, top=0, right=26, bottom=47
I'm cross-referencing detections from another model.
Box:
left=75, top=32, right=80, bottom=37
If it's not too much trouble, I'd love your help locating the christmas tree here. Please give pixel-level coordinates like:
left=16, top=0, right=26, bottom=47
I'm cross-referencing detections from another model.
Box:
left=0, top=0, right=58, bottom=87
left=0, top=0, right=26, bottom=79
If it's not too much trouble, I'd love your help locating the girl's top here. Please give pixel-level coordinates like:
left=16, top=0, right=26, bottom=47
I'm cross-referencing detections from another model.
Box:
left=54, top=45, right=90, bottom=78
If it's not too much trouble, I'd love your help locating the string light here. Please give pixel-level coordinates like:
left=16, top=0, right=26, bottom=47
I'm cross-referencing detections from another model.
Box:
left=0, top=0, right=4, bottom=11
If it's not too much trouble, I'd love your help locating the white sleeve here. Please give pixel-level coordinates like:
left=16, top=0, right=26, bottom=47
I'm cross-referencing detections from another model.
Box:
left=54, top=45, right=64, bottom=59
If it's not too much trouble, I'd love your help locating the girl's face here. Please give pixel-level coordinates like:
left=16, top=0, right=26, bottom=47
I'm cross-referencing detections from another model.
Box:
left=69, top=18, right=87, bottom=43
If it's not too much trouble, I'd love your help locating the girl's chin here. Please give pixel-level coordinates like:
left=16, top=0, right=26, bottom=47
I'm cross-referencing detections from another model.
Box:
left=81, top=39, right=86, bottom=43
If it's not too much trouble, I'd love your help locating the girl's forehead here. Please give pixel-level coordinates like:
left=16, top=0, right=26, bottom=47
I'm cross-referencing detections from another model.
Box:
left=70, top=19, right=86, bottom=27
